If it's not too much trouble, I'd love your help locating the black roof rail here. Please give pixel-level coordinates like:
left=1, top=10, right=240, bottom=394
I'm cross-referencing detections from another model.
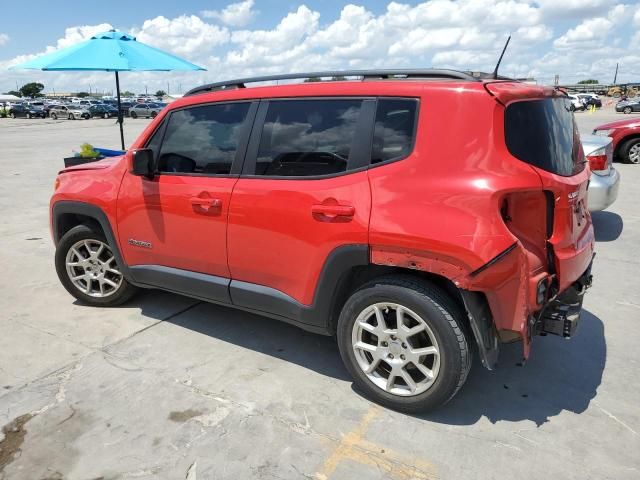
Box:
left=184, top=69, right=482, bottom=96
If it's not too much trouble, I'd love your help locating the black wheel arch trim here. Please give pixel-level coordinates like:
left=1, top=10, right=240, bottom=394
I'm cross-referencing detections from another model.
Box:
left=52, top=201, right=132, bottom=280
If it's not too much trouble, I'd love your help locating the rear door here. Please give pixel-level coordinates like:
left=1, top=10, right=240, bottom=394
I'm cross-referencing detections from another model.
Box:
left=227, top=98, right=374, bottom=314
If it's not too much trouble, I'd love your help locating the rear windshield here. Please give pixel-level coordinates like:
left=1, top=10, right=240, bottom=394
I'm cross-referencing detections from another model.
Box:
left=505, top=97, right=583, bottom=177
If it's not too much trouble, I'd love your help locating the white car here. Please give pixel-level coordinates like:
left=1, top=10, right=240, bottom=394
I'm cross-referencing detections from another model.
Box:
left=568, top=94, right=586, bottom=112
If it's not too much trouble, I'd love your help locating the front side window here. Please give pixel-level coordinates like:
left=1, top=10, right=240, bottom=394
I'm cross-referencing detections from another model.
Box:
left=157, top=102, right=251, bottom=175
left=254, top=99, right=363, bottom=177
left=371, top=99, right=418, bottom=164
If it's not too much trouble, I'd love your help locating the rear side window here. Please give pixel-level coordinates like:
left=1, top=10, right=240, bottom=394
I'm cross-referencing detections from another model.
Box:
left=371, top=99, right=418, bottom=164
left=254, top=99, right=363, bottom=177
left=157, top=102, right=250, bottom=175
left=505, top=98, right=583, bottom=177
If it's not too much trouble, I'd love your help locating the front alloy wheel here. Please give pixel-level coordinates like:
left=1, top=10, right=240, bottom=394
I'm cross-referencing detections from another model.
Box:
left=352, top=303, right=440, bottom=396
left=55, top=224, right=138, bottom=306
left=65, top=239, right=123, bottom=297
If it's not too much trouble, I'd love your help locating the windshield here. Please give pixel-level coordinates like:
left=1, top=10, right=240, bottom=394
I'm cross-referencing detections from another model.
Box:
left=505, top=97, right=584, bottom=177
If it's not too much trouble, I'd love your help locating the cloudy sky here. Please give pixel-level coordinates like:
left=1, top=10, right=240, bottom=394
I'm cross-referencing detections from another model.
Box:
left=1, top=0, right=639, bottom=95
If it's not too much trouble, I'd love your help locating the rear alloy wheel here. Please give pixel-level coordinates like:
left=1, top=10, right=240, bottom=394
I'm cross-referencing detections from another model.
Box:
left=337, top=276, right=471, bottom=413
left=624, top=107, right=632, bottom=114
left=69, top=114, right=75, bottom=120
left=26, top=113, right=31, bottom=119
left=151, top=111, right=157, bottom=118
left=130, top=111, right=137, bottom=119
left=51, top=113, right=57, bottom=120
left=55, top=225, right=138, bottom=306
left=10, top=112, right=15, bottom=118
left=621, top=138, right=640, bottom=164
left=103, top=112, right=109, bottom=119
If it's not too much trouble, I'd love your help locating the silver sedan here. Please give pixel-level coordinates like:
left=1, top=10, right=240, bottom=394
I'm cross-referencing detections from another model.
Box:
left=129, top=103, right=162, bottom=119
left=582, top=134, right=620, bottom=212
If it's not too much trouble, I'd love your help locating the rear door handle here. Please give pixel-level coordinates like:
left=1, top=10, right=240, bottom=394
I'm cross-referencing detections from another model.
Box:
left=190, top=197, right=222, bottom=210
left=311, top=204, right=355, bottom=218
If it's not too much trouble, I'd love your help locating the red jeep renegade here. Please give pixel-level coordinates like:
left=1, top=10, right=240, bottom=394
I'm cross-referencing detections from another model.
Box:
left=50, top=70, right=594, bottom=412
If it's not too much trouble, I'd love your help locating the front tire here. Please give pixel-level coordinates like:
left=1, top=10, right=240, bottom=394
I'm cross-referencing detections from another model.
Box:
left=624, top=107, right=632, bottom=114
left=51, top=112, right=57, bottom=120
left=103, top=112, right=109, bottom=119
left=337, top=276, right=471, bottom=413
left=69, top=114, right=74, bottom=120
left=55, top=225, right=138, bottom=306
left=620, top=138, right=640, bottom=164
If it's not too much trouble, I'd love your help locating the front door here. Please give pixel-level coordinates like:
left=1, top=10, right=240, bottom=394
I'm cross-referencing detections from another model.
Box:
left=117, top=101, right=256, bottom=297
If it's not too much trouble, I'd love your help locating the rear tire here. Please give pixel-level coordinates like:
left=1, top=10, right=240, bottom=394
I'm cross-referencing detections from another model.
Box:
left=151, top=111, right=157, bottom=118
left=620, top=138, right=640, bottom=164
left=51, top=113, right=57, bottom=120
left=337, top=275, right=471, bottom=413
left=69, top=114, right=74, bottom=120
left=26, top=113, right=31, bottom=119
left=103, top=112, right=109, bottom=119
left=624, top=107, right=632, bottom=114
left=55, top=224, right=138, bottom=306
left=130, top=111, right=137, bottom=119
left=10, top=112, right=15, bottom=118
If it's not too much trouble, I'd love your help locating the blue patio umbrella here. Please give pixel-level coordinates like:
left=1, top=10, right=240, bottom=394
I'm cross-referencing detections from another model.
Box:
left=11, top=30, right=205, bottom=149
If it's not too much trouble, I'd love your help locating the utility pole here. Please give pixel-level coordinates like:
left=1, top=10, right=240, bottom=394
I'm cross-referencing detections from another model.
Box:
left=613, top=63, right=619, bottom=84
left=167, top=82, right=170, bottom=96
left=145, top=85, right=148, bottom=95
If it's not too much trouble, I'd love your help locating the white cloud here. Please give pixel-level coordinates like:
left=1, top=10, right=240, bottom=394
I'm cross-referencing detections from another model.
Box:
left=0, top=33, right=9, bottom=46
left=202, top=0, right=257, bottom=27
left=134, top=15, right=229, bottom=60
left=553, top=17, right=613, bottom=48
left=516, top=25, right=553, bottom=43
left=536, top=0, right=617, bottom=18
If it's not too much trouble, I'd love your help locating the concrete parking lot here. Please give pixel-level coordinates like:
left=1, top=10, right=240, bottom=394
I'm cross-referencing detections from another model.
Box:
left=1, top=108, right=639, bottom=479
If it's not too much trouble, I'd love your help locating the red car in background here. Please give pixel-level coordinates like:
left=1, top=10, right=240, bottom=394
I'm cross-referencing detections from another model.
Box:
left=593, top=117, right=640, bottom=164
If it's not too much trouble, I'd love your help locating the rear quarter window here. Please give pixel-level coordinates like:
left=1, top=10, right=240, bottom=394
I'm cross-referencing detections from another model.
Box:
left=505, top=97, right=584, bottom=177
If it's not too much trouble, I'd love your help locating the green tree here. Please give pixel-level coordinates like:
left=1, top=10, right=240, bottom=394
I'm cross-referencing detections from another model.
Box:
left=304, top=76, right=322, bottom=82
left=75, top=92, right=90, bottom=98
left=121, top=91, right=135, bottom=97
left=6, top=90, right=22, bottom=97
left=18, top=82, right=44, bottom=97
left=577, top=79, right=599, bottom=84
left=155, top=90, right=167, bottom=97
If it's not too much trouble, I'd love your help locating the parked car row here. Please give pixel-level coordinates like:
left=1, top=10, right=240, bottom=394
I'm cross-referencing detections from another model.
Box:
left=2, top=101, right=167, bottom=120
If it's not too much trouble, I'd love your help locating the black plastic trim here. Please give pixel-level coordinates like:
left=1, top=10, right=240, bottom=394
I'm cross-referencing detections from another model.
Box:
left=129, top=265, right=231, bottom=304
left=469, top=242, right=518, bottom=277
left=459, top=290, right=499, bottom=370
left=51, top=201, right=132, bottom=280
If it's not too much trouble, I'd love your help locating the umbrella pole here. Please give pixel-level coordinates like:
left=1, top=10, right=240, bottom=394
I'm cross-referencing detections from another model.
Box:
left=115, top=71, right=125, bottom=150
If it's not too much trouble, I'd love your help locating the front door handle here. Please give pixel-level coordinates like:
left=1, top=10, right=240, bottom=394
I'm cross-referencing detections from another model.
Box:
left=311, top=204, right=355, bottom=218
left=190, top=197, right=222, bottom=210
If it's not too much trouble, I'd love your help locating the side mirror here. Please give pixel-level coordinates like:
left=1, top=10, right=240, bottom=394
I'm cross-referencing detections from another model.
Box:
left=131, top=149, right=155, bottom=179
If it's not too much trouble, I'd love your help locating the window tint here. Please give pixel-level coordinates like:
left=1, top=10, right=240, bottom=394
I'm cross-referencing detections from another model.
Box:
left=371, top=99, right=418, bottom=164
left=157, top=103, right=250, bottom=175
left=505, top=98, right=583, bottom=177
left=254, top=99, right=363, bottom=177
